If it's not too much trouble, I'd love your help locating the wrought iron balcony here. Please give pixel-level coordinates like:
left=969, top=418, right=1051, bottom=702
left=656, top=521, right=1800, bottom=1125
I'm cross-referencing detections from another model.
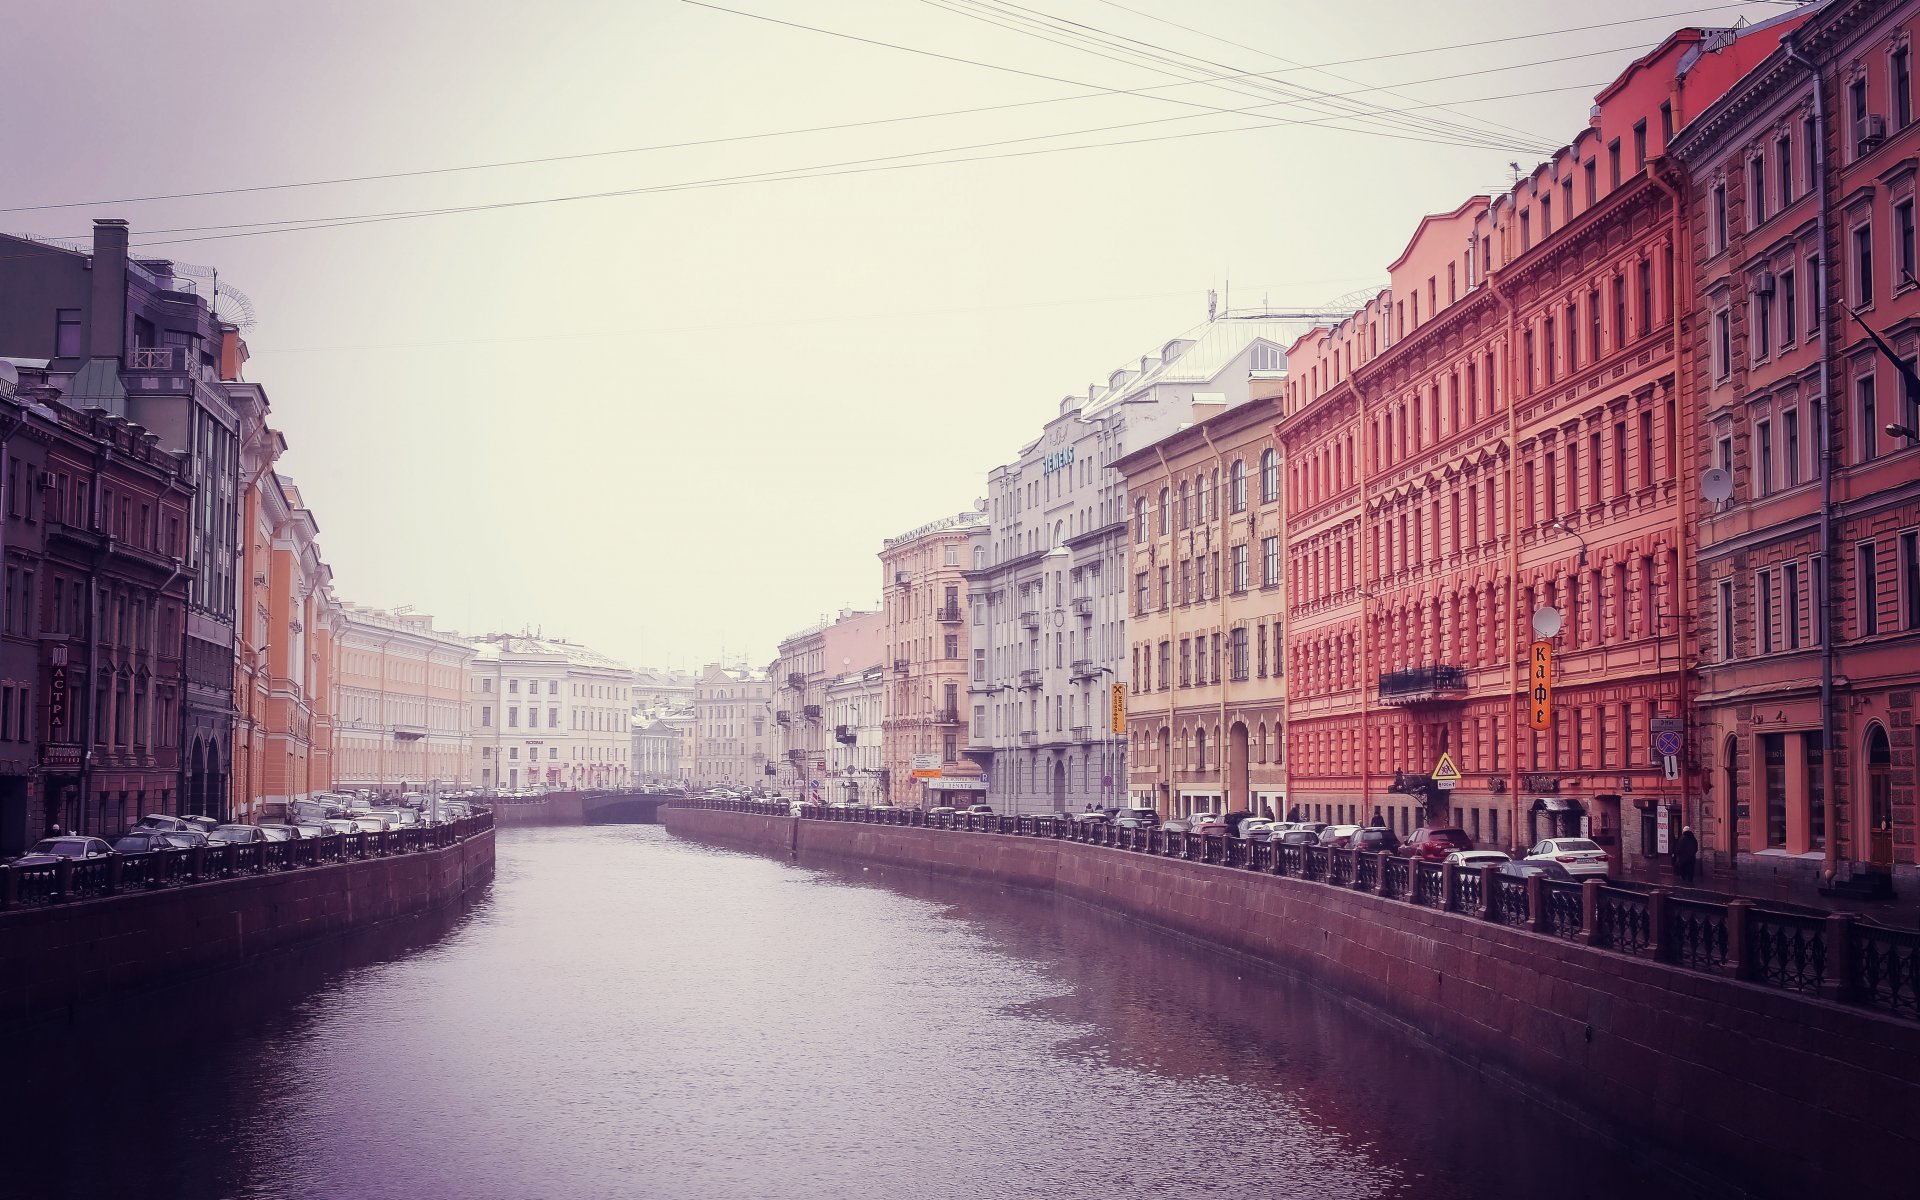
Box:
left=936, top=603, right=963, bottom=623
left=1019, top=730, right=1038, bottom=746
left=1069, top=659, right=1097, bottom=680
left=1071, top=595, right=1094, bottom=617
left=803, top=704, right=822, bottom=720
left=835, top=725, right=857, bottom=745
left=786, top=672, right=806, bottom=690
left=1020, top=609, right=1040, bottom=630
left=1377, top=664, right=1469, bottom=706
left=1019, top=668, right=1043, bottom=689
left=1070, top=724, right=1093, bottom=742
left=935, top=706, right=961, bottom=724
left=893, top=658, right=909, bottom=674
left=894, top=570, right=911, bottom=586
left=775, top=710, right=792, bottom=725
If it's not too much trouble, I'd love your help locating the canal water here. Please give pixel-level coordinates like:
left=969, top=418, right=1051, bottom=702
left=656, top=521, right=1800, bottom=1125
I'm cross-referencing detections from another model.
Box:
left=7, top=825, right=1706, bottom=1200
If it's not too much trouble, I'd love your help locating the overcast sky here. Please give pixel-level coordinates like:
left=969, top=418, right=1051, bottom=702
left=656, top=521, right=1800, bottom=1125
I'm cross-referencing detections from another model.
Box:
left=2, top=0, right=1795, bottom=670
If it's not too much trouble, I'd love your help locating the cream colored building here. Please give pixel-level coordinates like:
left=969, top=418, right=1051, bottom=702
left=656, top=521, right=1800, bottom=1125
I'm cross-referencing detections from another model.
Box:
left=333, top=605, right=476, bottom=792
left=693, top=664, right=772, bottom=791
left=469, top=633, right=633, bottom=791
left=881, top=509, right=988, bottom=806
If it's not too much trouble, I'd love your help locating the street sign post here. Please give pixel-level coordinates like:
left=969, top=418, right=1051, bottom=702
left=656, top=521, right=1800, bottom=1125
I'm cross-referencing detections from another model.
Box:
left=1663, top=755, right=1680, bottom=781
left=910, top=752, right=941, bottom=780
left=1528, top=642, right=1553, bottom=731
left=1432, top=751, right=1460, bottom=791
left=1649, top=717, right=1684, bottom=765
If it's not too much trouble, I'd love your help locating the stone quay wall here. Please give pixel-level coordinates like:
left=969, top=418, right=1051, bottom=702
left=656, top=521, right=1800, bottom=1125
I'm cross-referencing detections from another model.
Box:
left=663, top=804, right=1919, bottom=1200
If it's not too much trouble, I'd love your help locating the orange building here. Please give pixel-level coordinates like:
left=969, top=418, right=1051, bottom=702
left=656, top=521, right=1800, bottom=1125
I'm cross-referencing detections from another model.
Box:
left=1278, top=17, right=1807, bottom=869
left=333, top=604, right=475, bottom=792
left=231, top=381, right=337, bottom=820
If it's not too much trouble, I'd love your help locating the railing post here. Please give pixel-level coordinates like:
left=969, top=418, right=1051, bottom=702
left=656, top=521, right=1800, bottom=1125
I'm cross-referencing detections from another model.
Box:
left=1373, top=851, right=1390, bottom=895
left=0, top=864, right=14, bottom=909
left=1646, top=888, right=1669, bottom=962
left=1821, top=912, right=1857, bottom=1003
left=1723, top=898, right=1753, bottom=980
left=1440, top=861, right=1457, bottom=910
left=1526, top=873, right=1549, bottom=934
left=1478, top=865, right=1498, bottom=921
left=55, top=858, right=74, bottom=902
left=1579, top=879, right=1603, bottom=945
left=106, top=854, right=123, bottom=896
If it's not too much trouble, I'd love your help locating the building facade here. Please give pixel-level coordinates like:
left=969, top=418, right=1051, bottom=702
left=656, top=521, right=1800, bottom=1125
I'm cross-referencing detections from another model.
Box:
left=469, top=633, right=631, bottom=791
left=825, top=665, right=886, bottom=804
left=1278, top=18, right=1805, bottom=867
left=880, top=510, right=987, bottom=806
left=1675, top=0, right=1920, bottom=896
left=632, top=713, right=690, bottom=786
left=0, top=220, right=242, bottom=822
left=976, top=314, right=1289, bottom=814
left=334, top=605, right=474, bottom=793
left=691, top=664, right=772, bottom=791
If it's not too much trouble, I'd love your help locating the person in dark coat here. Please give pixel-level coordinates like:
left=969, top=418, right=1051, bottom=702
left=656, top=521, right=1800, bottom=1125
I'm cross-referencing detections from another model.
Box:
left=1370, top=808, right=1385, bottom=827
left=1674, top=826, right=1699, bottom=885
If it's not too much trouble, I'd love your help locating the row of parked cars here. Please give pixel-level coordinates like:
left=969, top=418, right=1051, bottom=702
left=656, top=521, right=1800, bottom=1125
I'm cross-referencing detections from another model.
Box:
left=6, top=794, right=480, bottom=867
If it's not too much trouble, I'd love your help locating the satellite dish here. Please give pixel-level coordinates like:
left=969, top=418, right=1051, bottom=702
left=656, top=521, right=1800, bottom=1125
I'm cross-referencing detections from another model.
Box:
left=1701, top=468, right=1733, bottom=504
left=1531, top=606, right=1564, bottom=639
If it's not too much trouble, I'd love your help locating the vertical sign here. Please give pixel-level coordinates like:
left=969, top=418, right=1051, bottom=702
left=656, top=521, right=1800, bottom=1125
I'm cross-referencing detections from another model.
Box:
left=48, top=663, right=68, bottom=737
left=1528, top=641, right=1553, bottom=731
left=1110, top=684, right=1126, bottom=734
left=1656, top=805, right=1673, bottom=855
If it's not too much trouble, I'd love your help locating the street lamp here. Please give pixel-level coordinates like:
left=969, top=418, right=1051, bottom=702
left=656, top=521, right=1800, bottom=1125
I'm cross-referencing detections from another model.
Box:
left=1547, top=520, right=1590, bottom=567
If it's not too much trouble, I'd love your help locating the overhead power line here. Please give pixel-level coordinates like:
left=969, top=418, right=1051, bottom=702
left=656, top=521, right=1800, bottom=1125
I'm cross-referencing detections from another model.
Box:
left=0, top=2, right=1752, bottom=217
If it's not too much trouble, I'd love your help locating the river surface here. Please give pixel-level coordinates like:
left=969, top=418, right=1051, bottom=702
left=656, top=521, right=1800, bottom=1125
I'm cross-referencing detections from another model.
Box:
left=6, top=824, right=1705, bottom=1200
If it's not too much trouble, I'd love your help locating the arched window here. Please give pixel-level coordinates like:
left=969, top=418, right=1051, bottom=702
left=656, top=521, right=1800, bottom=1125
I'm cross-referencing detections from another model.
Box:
left=1178, top=481, right=1190, bottom=529
left=1868, top=723, right=1893, bottom=839
left=1135, top=498, right=1148, bottom=543
left=1260, top=448, right=1279, bottom=503
left=1195, top=726, right=1207, bottom=771
left=1229, top=459, right=1247, bottom=512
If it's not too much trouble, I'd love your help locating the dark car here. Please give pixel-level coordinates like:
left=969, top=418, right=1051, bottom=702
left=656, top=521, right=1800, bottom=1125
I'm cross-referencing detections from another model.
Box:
left=1160, top=818, right=1192, bottom=834
left=132, top=814, right=193, bottom=834
left=178, top=815, right=221, bottom=835
left=1191, top=814, right=1233, bottom=837
left=1398, top=827, right=1476, bottom=861
left=1111, top=816, right=1156, bottom=830
left=1122, top=808, right=1160, bottom=826
left=158, top=830, right=211, bottom=851
left=258, top=824, right=302, bottom=842
left=112, top=832, right=179, bottom=855
left=1279, top=829, right=1323, bottom=847
left=11, top=836, right=114, bottom=866
left=1349, top=827, right=1402, bottom=855
left=1219, top=811, right=1258, bottom=836
left=1498, top=859, right=1576, bottom=882
left=208, top=824, right=268, bottom=845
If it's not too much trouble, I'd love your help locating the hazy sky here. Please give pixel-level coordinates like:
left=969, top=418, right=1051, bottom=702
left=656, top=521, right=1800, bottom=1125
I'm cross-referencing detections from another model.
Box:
left=3, top=0, right=1794, bottom=670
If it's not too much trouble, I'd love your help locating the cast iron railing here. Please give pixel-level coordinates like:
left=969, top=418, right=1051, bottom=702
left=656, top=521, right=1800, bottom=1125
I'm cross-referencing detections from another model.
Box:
left=669, top=796, right=1920, bottom=1021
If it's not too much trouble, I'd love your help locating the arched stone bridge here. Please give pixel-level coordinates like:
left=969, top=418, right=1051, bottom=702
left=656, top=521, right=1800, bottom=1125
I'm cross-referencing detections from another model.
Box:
left=489, top=789, right=684, bottom=826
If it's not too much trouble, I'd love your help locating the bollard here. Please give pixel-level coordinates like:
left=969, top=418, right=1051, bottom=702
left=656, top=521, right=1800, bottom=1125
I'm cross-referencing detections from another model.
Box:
left=1580, top=878, right=1603, bottom=945
left=1723, top=898, right=1753, bottom=980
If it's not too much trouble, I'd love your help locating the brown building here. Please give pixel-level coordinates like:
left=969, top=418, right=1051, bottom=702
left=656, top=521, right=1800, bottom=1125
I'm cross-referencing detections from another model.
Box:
left=1674, top=0, right=1920, bottom=899
left=880, top=509, right=986, bottom=806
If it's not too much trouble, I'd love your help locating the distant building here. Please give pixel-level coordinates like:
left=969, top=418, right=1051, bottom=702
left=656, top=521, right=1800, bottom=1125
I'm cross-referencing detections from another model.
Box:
left=825, top=665, right=886, bottom=804
left=880, top=510, right=988, bottom=806
left=692, top=664, right=772, bottom=790
left=770, top=609, right=882, bottom=802
left=469, top=633, right=632, bottom=791
left=630, top=668, right=695, bottom=715
left=632, top=713, right=691, bottom=786
left=334, top=605, right=475, bottom=793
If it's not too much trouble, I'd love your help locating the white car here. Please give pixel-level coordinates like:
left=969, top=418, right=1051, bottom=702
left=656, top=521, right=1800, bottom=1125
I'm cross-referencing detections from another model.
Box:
left=1523, top=838, right=1610, bottom=879
left=1444, top=850, right=1513, bottom=870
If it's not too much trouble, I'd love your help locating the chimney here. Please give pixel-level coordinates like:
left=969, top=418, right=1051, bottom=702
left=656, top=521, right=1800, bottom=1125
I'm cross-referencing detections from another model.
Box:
left=89, top=219, right=129, bottom=361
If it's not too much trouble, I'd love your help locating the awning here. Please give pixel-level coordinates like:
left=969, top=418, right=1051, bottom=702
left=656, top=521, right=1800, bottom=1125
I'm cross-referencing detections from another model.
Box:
left=1530, top=797, right=1585, bottom=813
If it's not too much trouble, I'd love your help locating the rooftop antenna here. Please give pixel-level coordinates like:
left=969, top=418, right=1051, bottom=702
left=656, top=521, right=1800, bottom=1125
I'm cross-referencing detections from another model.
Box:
left=1509, top=161, right=1524, bottom=185
left=1207, top=288, right=1217, bottom=321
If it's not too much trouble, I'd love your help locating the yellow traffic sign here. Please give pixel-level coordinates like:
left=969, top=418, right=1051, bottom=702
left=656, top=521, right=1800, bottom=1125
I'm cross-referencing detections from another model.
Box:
left=1110, top=684, right=1126, bottom=734
left=1432, top=751, right=1460, bottom=782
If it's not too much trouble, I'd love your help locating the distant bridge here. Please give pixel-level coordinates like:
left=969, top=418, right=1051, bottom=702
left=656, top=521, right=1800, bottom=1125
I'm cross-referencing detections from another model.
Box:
left=489, top=789, right=683, bottom=826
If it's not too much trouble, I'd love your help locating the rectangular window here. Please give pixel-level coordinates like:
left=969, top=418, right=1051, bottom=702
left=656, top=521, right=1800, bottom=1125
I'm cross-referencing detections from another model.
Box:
left=1808, top=254, right=1823, bottom=331
left=1777, top=134, right=1793, bottom=202
left=1762, top=733, right=1788, bottom=848
left=1755, top=285, right=1772, bottom=359
left=1633, top=120, right=1647, bottom=169
left=1859, top=540, right=1880, bottom=636
left=1523, top=330, right=1536, bottom=394
left=1757, top=419, right=1774, bottom=496
left=1900, top=200, right=1917, bottom=287
left=1262, top=535, right=1280, bottom=588
left=1639, top=259, right=1655, bottom=333
left=1608, top=139, right=1622, bottom=187
left=1903, top=530, right=1920, bottom=629
left=1899, top=45, right=1914, bottom=127
left=481, top=706, right=492, bottom=727
left=1786, top=560, right=1803, bottom=649
left=1584, top=159, right=1597, bottom=205
left=1713, top=309, right=1731, bottom=381
left=54, top=309, right=82, bottom=358
left=1719, top=578, right=1736, bottom=660
left=1858, top=372, right=1879, bottom=463
left=1854, top=222, right=1875, bottom=304
left=1758, top=569, right=1776, bottom=654
left=1781, top=269, right=1798, bottom=344
left=1750, top=154, right=1767, bottom=227
left=1544, top=316, right=1557, bottom=383
left=1851, top=76, right=1870, bottom=154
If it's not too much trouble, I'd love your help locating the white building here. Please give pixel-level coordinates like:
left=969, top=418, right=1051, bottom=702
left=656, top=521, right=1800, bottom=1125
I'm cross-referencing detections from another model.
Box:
left=825, top=666, right=886, bottom=804
left=632, top=712, right=692, bottom=786
left=968, top=313, right=1290, bottom=813
left=469, top=633, right=634, bottom=791
left=693, top=664, right=773, bottom=791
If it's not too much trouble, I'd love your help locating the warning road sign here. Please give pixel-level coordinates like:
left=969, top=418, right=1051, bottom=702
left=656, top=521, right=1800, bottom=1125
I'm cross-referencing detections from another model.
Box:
left=1432, top=751, right=1460, bottom=790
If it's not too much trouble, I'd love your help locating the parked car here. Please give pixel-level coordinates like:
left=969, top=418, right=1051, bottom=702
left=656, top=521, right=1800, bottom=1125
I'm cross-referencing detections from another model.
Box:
left=1112, top=816, right=1155, bottom=831
left=1287, top=821, right=1328, bottom=838
left=132, top=814, right=193, bottom=834
left=347, top=818, right=387, bottom=834
left=1444, top=850, right=1512, bottom=870
left=178, top=815, right=221, bottom=835
left=960, top=804, right=994, bottom=817
left=112, top=832, right=179, bottom=855
left=1500, top=858, right=1576, bottom=882
left=293, top=823, right=331, bottom=839
left=1160, top=818, right=1192, bottom=834
left=1122, top=807, right=1160, bottom=827
left=1348, top=826, right=1401, bottom=855
left=11, top=836, right=114, bottom=866
left=926, top=806, right=957, bottom=817
left=1317, top=824, right=1362, bottom=848
left=1071, top=810, right=1110, bottom=824
left=1237, top=819, right=1275, bottom=841
left=257, top=824, right=301, bottom=842
left=1278, top=829, right=1323, bottom=847
left=158, top=830, right=211, bottom=851
left=1399, top=827, right=1477, bottom=862
left=1523, top=838, right=1611, bottom=879
left=208, top=824, right=268, bottom=845
left=1219, top=811, right=1258, bottom=835
left=787, top=800, right=810, bottom=816
left=323, top=819, right=360, bottom=836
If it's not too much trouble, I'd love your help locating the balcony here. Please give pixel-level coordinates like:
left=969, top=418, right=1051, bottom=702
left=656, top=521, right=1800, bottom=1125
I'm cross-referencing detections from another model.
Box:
left=1019, top=730, right=1038, bottom=746
left=835, top=725, right=857, bottom=745
left=787, top=672, right=806, bottom=690
left=893, top=658, right=910, bottom=674
left=935, top=706, right=961, bottom=725
left=894, top=570, right=911, bottom=587
left=1019, top=668, right=1043, bottom=689
left=1377, top=664, right=1469, bottom=706
left=775, top=711, right=792, bottom=725
left=1069, top=659, right=1097, bottom=680
left=786, top=749, right=804, bottom=763
left=1071, top=595, right=1093, bottom=617
left=936, top=603, right=963, bottom=623
left=1070, top=725, right=1093, bottom=743
left=803, top=704, right=822, bottom=720
left=128, top=345, right=177, bottom=370
left=1020, top=610, right=1040, bottom=630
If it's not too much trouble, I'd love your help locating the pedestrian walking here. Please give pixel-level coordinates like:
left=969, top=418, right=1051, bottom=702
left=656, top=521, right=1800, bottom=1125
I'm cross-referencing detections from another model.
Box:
left=1674, top=826, right=1699, bottom=886
left=1370, top=808, right=1385, bottom=827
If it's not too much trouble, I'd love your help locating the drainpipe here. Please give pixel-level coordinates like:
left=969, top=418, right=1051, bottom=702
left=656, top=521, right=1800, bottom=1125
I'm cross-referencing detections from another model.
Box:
left=1199, top=425, right=1232, bottom=810
left=1784, top=35, right=1839, bottom=884
left=80, top=436, right=111, bottom=834
left=1353, top=376, right=1373, bottom=827
left=1489, top=264, right=1521, bottom=853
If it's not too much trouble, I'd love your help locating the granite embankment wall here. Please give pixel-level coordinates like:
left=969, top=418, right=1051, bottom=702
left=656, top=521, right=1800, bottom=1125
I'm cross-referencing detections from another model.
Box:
left=663, top=805, right=1919, bottom=1199
left=0, top=828, right=494, bottom=1021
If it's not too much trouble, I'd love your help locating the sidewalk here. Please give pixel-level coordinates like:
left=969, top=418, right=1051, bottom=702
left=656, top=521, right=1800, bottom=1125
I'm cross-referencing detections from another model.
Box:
left=1620, top=859, right=1918, bottom=931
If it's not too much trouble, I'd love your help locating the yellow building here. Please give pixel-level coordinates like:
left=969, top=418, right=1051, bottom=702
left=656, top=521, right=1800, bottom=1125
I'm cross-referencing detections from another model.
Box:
left=333, top=605, right=475, bottom=792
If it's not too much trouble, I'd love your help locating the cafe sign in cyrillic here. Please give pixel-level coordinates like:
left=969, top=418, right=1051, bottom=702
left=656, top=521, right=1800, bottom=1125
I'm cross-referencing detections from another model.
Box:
left=1528, top=641, right=1553, bottom=731
left=41, top=743, right=82, bottom=773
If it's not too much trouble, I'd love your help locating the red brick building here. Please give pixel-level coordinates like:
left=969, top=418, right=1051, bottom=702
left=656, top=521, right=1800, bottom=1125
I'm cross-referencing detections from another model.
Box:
left=1278, top=17, right=1807, bottom=870
left=1674, top=0, right=1920, bottom=899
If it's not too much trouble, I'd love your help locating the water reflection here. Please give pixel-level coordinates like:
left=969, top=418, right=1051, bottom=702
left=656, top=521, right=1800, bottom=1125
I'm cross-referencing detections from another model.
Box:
left=1, top=826, right=1704, bottom=1200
